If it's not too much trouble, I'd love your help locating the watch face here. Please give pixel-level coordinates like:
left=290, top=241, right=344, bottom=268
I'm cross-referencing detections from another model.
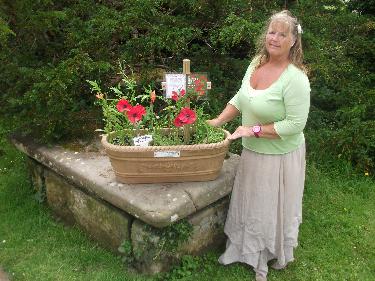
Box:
left=253, top=125, right=261, bottom=133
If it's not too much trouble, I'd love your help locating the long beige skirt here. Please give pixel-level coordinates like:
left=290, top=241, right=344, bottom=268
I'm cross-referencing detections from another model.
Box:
left=219, top=144, right=306, bottom=275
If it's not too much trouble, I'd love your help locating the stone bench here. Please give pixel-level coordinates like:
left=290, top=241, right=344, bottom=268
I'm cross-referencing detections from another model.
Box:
left=11, top=135, right=239, bottom=274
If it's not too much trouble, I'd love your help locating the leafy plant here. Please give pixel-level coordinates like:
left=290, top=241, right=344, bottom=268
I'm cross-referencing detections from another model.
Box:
left=88, top=64, right=226, bottom=146
left=117, top=240, right=134, bottom=265
left=164, top=255, right=202, bottom=280
left=131, top=220, right=193, bottom=265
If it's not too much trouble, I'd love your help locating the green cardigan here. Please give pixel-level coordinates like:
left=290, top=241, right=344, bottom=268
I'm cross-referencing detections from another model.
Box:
left=229, top=58, right=311, bottom=154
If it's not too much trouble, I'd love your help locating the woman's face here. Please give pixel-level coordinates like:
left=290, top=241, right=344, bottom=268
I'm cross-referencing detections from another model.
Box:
left=265, top=21, right=295, bottom=59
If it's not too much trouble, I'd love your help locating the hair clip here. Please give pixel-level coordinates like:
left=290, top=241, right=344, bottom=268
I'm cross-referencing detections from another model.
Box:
left=297, top=24, right=303, bottom=34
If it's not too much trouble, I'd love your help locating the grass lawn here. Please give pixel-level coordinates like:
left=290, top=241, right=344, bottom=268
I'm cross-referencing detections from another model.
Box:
left=0, top=123, right=374, bottom=281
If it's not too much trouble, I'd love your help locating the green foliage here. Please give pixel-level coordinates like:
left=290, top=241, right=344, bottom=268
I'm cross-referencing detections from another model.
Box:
left=117, top=240, right=135, bottom=265
left=297, top=1, right=375, bottom=174
left=163, top=255, right=202, bottom=281
left=117, top=220, right=193, bottom=267
left=0, top=17, right=15, bottom=46
left=155, top=220, right=193, bottom=252
left=347, top=0, right=375, bottom=15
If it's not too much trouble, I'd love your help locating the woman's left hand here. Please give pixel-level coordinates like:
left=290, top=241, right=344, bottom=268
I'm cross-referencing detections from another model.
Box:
left=228, top=126, right=253, bottom=140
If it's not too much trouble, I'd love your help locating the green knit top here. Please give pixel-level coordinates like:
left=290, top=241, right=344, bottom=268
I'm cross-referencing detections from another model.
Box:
left=229, top=58, right=311, bottom=154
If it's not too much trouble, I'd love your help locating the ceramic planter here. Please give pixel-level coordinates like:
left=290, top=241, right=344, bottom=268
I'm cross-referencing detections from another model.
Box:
left=101, top=129, right=231, bottom=184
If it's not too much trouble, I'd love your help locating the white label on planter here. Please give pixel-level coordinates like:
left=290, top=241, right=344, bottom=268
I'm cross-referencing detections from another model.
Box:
left=154, top=151, right=180, bottom=158
left=133, top=135, right=153, bottom=147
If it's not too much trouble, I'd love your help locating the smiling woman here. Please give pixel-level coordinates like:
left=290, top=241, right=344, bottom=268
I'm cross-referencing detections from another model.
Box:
left=208, top=10, right=310, bottom=281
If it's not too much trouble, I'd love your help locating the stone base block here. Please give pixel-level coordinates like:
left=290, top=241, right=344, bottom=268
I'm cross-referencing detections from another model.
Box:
left=131, top=198, right=229, bottom=274
left=27, top=157, right=45, bottom=193
left=44, top=169, right=132, bottom=252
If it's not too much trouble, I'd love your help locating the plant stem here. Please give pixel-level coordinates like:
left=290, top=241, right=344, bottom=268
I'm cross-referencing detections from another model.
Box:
left=183, top=125, right=190, bottom=144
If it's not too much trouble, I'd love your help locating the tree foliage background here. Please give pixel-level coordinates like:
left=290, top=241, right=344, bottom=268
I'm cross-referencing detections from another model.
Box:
left=0, top=0, right=374, bottom=174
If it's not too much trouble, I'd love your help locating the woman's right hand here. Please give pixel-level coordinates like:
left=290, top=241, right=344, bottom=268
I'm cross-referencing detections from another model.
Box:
left=207, top=104, right=240, bottom=127
left=206, top=118, right=223, bottom=127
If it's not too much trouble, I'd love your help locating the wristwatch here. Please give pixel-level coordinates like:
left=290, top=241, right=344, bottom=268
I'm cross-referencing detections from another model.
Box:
left=252, top=125, right=262, bottom=138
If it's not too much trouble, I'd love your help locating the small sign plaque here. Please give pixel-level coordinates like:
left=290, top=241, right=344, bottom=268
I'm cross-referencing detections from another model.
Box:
left=162, top=60, right=211, bottom=99
left=154, top=151, right=181, bottom=158
left=164, top=73, right=186, bottom=98
left=187, top=73, right=209, bottom=98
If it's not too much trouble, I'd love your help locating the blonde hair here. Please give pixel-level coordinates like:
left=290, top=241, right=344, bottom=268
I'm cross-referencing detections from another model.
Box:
left=255, top=10, right=307, bottom=73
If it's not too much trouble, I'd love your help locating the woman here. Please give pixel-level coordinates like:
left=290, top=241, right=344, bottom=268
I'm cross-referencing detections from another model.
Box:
left=208, top=10, right=310, bottom=281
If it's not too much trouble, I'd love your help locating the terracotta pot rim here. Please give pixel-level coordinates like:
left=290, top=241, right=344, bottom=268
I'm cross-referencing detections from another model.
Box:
left=101, top=128, right=231, bottom=152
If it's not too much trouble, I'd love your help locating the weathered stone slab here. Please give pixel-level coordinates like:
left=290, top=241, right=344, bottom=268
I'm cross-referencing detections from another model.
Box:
left=181, top=158, right=238, bottom=210
left=45, top=169, right=132, bottom=252
left=12, top=135, right=240, bottom=228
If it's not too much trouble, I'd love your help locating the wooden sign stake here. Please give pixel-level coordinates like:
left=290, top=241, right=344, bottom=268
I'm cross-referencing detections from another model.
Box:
left=183, top=59, right=191, bottom=144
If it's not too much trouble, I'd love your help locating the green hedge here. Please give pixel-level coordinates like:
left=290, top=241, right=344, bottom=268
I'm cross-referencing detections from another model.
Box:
left=0, top=0, right=374, bottom=173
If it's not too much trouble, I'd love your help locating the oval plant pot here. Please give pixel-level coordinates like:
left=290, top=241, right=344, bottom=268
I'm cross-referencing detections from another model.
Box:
left=101, top=129, right=231, bottom=184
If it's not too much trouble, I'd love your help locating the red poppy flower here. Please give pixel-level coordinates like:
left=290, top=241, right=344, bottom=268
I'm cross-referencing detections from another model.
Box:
left=171, top=91, right=179, bottom=101
left=116, top=99, right=132, bottom=112
left=150, top=90, right=156, bottom=103
left=180, top=89, right=186, bottom=97
left=126, top=105, right=146, bottom=123
left=173, top=116, right=184, bottom=127
left=176, top=108, right=196, bottom=125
